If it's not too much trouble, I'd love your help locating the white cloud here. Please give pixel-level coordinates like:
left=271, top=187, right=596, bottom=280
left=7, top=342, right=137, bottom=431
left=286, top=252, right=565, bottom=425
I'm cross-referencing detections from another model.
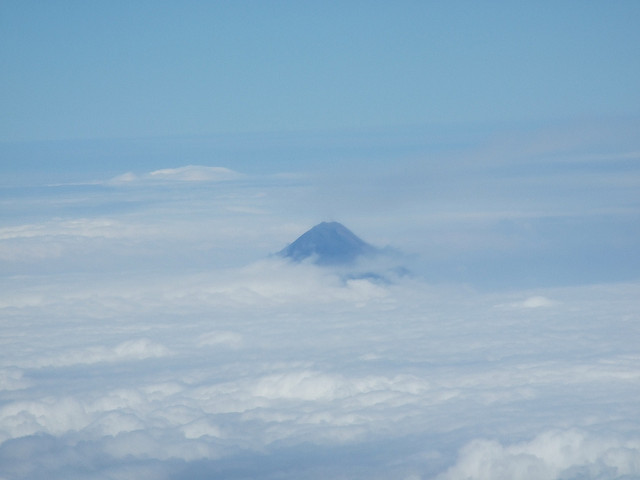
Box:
left=1, top=126, right=639, bottom=478
left=0, top=218, right=163, bottom=263
left=0, top=396, right=90, bottom=440
left=196, top=330, right=243, bottom=348
left=0, top=218, right=132, bottom=242
left=1, top=260, right=639, bottom=478
left=110, top=165, right=243, bottom=184
left=520, top=295, right=555, bottom=308
left=110, top=171, right=138, bottom=184
left=16, top=338, right=171, bottom=369
left=249, top=370, right=427, bottom=402
left=149, top=165, right=241, bottom=182
left=0, top=368, right=31, bottom=391
left=438, top=429, right=640, bottom=480
left=494, top=295, right=557, bottom=309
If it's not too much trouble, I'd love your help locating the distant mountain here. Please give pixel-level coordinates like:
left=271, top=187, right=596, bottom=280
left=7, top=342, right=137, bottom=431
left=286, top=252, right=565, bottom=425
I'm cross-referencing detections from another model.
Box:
left=279, top=222, right=377, bottom=266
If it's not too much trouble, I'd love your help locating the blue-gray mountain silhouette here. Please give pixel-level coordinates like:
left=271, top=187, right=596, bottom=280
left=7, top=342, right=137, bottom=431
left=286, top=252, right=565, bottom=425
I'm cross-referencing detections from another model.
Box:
left=279, top=222, right=377, bottom=265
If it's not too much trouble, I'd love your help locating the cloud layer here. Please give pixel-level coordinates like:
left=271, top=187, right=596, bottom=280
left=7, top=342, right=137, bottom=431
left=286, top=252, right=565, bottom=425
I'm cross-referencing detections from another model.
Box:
left=1, top=259, right=639, bottom=478
left=1, top=124, right=640, bottom=478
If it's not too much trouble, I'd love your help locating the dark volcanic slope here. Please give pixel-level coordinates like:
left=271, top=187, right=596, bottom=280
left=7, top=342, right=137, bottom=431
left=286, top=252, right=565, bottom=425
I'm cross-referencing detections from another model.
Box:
left=279, top=222, right=376, bottom=265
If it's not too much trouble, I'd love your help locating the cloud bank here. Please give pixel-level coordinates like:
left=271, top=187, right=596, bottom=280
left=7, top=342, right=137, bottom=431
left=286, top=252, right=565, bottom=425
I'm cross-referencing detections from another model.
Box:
left=1, top=124, right=639, bottom=478
left=1, top=259, right=639, bottom=478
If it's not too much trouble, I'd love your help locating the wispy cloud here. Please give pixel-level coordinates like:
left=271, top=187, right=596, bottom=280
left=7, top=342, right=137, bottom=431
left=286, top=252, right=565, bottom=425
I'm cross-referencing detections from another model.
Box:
left=109, top=165, right=244, bottom=185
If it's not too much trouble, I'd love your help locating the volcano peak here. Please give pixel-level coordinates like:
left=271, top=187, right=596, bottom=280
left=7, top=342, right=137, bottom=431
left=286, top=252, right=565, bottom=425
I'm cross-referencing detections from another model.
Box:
left=279, top=222, right=375, bottom=265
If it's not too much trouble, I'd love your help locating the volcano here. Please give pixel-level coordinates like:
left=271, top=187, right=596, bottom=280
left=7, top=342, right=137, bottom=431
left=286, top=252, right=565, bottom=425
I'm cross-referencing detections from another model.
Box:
left=279, top=222, right=376, bottom=265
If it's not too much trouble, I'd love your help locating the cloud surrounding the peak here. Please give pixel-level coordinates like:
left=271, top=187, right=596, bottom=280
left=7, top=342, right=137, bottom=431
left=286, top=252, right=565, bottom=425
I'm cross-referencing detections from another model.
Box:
left=1, top=256, right=639, bottom=478
left=1, top=122, right=639, bottom=479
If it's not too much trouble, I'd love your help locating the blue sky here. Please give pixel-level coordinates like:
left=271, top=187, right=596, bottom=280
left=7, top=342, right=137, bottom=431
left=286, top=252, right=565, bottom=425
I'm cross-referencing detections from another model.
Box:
left=2, top=1, right=640, bottom=141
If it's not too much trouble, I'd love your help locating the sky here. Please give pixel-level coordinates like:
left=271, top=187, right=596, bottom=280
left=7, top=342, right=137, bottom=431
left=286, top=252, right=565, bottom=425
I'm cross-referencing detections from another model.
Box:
left=1, top=2, right=640, bottom=479
left=1, top=1, right=640, bottom=141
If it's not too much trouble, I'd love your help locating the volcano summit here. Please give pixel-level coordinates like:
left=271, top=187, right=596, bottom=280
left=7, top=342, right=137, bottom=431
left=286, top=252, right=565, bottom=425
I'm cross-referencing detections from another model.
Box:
left=279, top=222, right=377, bottom=266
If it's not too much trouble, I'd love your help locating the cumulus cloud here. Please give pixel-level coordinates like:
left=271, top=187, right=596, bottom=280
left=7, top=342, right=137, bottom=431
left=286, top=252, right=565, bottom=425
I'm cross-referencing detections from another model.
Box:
left=0, top=368, right=31, bottom=391
left=1, top=258, right=639, bottom=479
left=438, top=429, right=640, bottom=480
